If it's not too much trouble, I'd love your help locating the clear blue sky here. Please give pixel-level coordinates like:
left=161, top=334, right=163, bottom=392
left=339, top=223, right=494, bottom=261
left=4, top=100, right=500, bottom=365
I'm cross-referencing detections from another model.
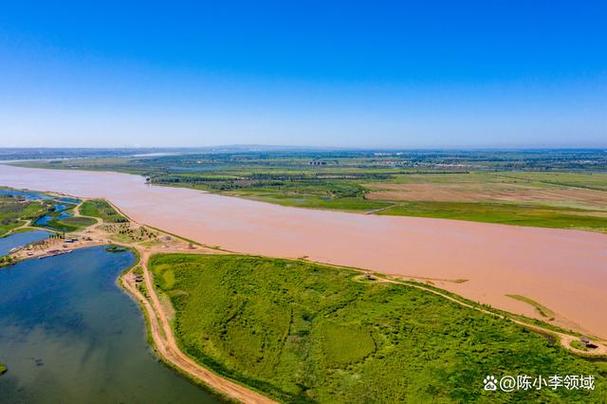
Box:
left=0, top=1, right=605, bottom=148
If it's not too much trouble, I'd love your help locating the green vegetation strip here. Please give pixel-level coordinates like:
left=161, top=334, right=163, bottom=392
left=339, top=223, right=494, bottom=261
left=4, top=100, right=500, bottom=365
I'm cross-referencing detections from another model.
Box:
left=17, top=154, right=607, bottom=232
left=506, top=294, right=556, bottom=319
left=105, top=245, right=128, bottom=253
left=570, top=340, right=590, bottom=352
left=150, top=254, right=607, bottom=403
left=80, top=199, right=127, bottom=222
left=0, top=196, right=46, bottom=236
left=39, top=215, right=97, bottom=233
left=377, top=201, right=607, bottom=232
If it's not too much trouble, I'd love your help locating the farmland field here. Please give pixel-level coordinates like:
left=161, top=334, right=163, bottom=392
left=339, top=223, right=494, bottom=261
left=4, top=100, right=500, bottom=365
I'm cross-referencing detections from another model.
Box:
left=80, top=199, right=127, bottom=223
left=35, top=207, right=96, bottom=233
left=16, top=149, right=607, bottom=232
left=55, top=216, right=98, bottom=230
left=150, top=253, right=607, bottom=403
left=0, top=192, right=47, bottom=236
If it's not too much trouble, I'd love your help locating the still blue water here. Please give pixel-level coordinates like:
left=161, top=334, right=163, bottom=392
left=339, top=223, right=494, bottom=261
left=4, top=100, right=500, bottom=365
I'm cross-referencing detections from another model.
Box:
left=33, top=204, right=73, bottom=226
left=0, top=189, right=49, bottom=201
left=0, top=247, right=219, bottom=403
left=0, top=231, right=50, bottom=256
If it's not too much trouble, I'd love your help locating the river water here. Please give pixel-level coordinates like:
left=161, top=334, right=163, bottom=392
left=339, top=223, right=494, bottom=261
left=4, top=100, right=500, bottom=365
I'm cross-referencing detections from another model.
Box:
left=0, top=246, right=218, bottom=403
left=0, top=164, right=606, bottom=339
left=0, top=231, right=50, bottom=256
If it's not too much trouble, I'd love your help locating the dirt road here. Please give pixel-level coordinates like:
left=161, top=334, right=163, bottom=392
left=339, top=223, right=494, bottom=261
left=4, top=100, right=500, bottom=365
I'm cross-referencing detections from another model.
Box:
left=2, top=164, right=607, bottom=339
left=7, top=195, right=606, bottom=402
left=122, top=254, right=275, bottom=404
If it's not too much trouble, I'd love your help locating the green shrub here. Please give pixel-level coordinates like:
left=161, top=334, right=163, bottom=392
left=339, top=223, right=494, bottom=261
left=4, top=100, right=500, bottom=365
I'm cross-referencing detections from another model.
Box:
left=150, top=254, right=607, bottom=402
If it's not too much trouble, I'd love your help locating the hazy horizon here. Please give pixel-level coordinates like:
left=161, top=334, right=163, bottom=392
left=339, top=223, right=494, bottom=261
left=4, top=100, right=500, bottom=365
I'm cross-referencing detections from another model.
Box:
left=1, top=2, right=606, bottom=148
left=1, top=145, right=607, bottom=152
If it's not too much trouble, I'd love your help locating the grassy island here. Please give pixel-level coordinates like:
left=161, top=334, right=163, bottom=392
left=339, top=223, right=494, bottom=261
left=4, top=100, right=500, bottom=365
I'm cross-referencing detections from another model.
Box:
left=150, top=253, right=607, bottom=402
left=0, top=193, right=46, bottom=236
left=80, top=199, right=127, bottom=223
left=42, top=215, right=97, bottom=233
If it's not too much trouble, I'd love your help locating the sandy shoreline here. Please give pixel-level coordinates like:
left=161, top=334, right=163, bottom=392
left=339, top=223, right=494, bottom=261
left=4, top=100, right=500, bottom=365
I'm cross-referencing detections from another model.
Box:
left=4, top=193, right=606, bottom=402
left=122, top=250, right=275, bottom=404
left=1, top=164, right=606, bottom=339
left=4, top=201, right=275, bottom=402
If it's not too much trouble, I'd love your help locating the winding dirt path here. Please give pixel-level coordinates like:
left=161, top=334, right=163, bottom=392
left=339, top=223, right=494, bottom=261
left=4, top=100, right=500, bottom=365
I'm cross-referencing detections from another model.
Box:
left=123, top=253, right=275, bottom=404
left=101, top=202, right=276, bottom=403
left=7, top=195, right=606, bottom=402
left=6, top=199, right=275, bottom=402
left=2, top=164, right=607, bottom=340
left=128, top=247, right=606, bottom=403
left=375, top=276, right=607, bottom=357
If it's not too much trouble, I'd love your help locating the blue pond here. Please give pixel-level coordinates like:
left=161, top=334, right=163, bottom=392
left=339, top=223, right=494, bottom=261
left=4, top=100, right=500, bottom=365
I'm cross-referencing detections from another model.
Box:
left=0, top=189, right=49, bottom=201
left=33, top=204, right=73, bottom=226
left=0, top=231, right=50, bottom=256
left=0, top=246, right=218, bottom=403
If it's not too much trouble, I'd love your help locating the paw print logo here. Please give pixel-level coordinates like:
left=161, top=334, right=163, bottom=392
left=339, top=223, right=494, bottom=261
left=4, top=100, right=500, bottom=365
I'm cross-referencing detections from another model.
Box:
left=483, top=375, right=498, bottom=391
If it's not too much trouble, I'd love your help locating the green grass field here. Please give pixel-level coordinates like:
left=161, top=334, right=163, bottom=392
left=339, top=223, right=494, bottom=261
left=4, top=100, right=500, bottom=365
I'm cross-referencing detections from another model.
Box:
left=230, top=190, right=392, bottom=211
left=38, top=214, right=97, bottom=233
left=497, top=172, right=607, bottom=192
left=80, top=199, right=127, bottom=222
left=150, top=254, right=607, bottom=403
left=0, top=196, right=47, bottom=236
left=377, top=201, right=607, bottom=231
left=161, top=171, right=607, bottom=232
left=15, top=152, right=607, bottom=232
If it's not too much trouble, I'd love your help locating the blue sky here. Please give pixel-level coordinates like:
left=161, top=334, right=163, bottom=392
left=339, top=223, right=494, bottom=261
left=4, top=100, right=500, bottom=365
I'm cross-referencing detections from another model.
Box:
left=0, top=1, right=605, bottom=148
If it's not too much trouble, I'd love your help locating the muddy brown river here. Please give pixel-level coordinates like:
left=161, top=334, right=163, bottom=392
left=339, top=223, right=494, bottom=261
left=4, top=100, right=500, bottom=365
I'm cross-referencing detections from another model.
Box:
left=1, top=164, right=606, bottom=338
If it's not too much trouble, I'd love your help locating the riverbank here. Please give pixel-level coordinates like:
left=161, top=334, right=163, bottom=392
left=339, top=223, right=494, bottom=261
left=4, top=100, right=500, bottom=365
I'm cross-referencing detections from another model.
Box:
left=73, top=207, right=607, bottom=400
left=2, top=196, right=274, bottom=402
left=0, top=245, right=219, bottom=403
left=2, top=188, right=607, bottom=401
left=148, top=253, right=607, bottom=401
left=121, top=252, right=275, bottom=404
left=1, top=164, right=606, bottom=340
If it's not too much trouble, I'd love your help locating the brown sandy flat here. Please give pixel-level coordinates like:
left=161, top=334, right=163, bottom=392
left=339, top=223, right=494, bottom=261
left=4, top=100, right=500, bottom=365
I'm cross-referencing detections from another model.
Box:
left=1, top=164, right=606, bottom=338
left=365, top=182, right=607, bottom=208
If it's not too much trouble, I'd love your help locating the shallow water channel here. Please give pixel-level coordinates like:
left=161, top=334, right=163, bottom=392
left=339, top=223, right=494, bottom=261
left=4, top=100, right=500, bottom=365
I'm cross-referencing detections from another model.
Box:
left=0, top=231, right=50, bottom=256
left=0, top=246, right=219, bottom=403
